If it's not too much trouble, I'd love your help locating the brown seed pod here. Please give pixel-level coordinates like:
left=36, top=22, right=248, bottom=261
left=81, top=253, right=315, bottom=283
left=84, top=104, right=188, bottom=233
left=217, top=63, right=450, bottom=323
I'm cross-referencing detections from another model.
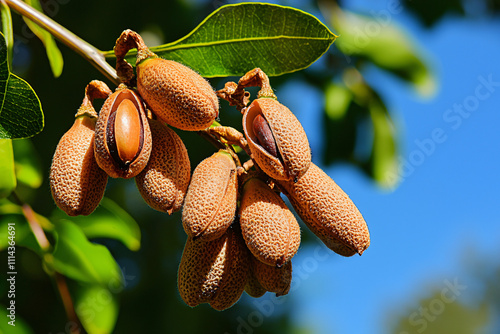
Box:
left=135, top=119, right=190, bottom=214
left=278, top=163, right=370, bottom=256
left=177, top=224, right=249, bottom=310
left=94, top=87, right=152, bottom=179
left=182, top=151, right=237, bottom=241
left=243, top=98, right=311, bottom=181
left=252, top=256, right=292, bottom=297
left=50, top=81, right=112, bottom=216
left=239, top=178, right=300, bottom=267
left=137, top=57, right=219, bottom=131
left=244, top=259, right=267, bottom=298
left=50, top=116, right=108, bottom=216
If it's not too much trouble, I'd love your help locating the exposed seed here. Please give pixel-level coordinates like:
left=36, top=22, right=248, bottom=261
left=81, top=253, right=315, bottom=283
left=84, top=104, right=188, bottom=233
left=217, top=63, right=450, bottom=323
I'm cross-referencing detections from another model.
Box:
left=114, top=99, right=141, bottom=164
left=253, top=114, right=278, bottom=158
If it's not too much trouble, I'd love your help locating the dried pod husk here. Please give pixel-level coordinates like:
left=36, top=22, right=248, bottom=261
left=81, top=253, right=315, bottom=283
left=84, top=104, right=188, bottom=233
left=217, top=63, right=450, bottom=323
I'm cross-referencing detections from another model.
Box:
left=252, top=256, right=292, bottom=297
left=94, top=88, right=152, bottom=179
left=50, top=116, right=108, bottom=216
left=135, top=119, right=190, bottom=214
left=182, top=151, right=237, bottom=241
left=177, top=224, right=249, bottom=310
left=137, top=58, right=219, bottom=131
left=278, top=163, right=370, bottom=256
left=244, top=260, right=267, bottom=298
left=239, top=178, right=300, bottom=267
left=243, top=98, right=311, bottom=181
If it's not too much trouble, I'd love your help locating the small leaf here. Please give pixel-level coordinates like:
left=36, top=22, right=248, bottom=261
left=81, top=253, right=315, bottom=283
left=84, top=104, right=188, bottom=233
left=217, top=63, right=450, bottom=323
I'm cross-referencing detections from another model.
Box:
left=0, top=139, right=17, bottom=198
left=104, top=3, right=336, bottom=77
left=330, top=9, right=436, bottom=96
left=0, top=214, right=42, bottom=255
left=52, top=197, right=141, bottom=251
left=23, top=0, right=64, bottom=77
left=0, top=0, right=14, bottom=69
left=51, top=220, right=122, bottom=286
left=12, top=139, right=43, bottom=188
left=74, top=284, right=119, bottom=334
left=0, top=32, right=44, bottom=139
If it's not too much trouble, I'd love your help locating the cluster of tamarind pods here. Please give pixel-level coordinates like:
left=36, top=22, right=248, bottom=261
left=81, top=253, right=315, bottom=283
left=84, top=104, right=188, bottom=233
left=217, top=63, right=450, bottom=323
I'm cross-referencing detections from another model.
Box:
left=49, top=30, right=370, bottom=310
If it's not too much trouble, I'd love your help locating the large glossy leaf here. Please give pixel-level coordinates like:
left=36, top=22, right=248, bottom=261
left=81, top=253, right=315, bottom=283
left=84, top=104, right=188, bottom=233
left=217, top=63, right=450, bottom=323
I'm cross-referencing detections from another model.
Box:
left=104, top=3, right=336, bottom=77
left=0, top=139, right=16, bottom=198
left=329, top=9, right=436, bottom=96
left=51, top=220, right=122, bottom=286
left=74, top=284, right=119, bottom=334
left=52, top=197, right=141, bottom=251
left=23, top=0, right=64, bottom=77
left=0, top=32, right=44, bottom=139
left=12, top=139, right=43, bottom=188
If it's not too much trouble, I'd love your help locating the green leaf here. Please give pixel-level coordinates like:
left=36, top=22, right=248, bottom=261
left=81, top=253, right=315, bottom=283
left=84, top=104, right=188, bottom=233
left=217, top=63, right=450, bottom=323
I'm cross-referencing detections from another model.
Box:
left=12, top=139, right=43, bottom=188
left=0, top=32, right=44, bottom=139
left=52, top=197, right=141, bottom=251
left=51, top=220, right=122, bottom=286
left=322, top=75, right=398, bottom=188
left=330, top=9, right=436, bottom=96
left=104, top=3, right=336, bottom=77
left=0, top=213, right=41, bottom=255
left=0, top=139, right=16, bottom=198
left=74, top=284, right=119, bottom=334
left=23, top=0, right=64, bottom=77
left=0, top=306, right=34, bottom=334
left=0, top=1, right=14, bottom=69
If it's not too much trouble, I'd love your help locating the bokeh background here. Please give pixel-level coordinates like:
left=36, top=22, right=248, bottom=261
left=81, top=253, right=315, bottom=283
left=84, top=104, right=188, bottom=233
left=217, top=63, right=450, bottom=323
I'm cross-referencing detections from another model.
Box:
left=1, top=0, right=500, bottom=333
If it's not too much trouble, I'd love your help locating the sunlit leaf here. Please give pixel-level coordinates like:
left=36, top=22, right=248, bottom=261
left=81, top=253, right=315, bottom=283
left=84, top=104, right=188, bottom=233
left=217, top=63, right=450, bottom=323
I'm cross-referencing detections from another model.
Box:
left=52, top=220, right=122, bottom=286
left=329, top=8, right=436, bottom=96
left=52, top=197, right=141, bottom=251
left=0, top=139, right=17, bottom=198
left=12, top=139, right=43, bottom=188
left=23, top=0, right=64, bottom=77
left=104, top=3, right=336, bottom=77
left=0, top=0, right=14, bottom=69
left=74, top=284, right=119, bottom=334
left=0, top=32, right=44, bottom=139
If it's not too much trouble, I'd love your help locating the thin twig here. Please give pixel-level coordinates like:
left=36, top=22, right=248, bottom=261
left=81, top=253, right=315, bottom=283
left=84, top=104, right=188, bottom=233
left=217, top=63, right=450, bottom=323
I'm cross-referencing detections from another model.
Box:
left=5, top=0, right=120, bottom=84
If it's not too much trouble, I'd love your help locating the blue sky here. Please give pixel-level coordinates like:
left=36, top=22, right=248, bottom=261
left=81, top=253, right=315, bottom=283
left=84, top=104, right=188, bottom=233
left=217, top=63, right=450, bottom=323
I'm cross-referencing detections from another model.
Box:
left=233, top=1, right=500, bottom=334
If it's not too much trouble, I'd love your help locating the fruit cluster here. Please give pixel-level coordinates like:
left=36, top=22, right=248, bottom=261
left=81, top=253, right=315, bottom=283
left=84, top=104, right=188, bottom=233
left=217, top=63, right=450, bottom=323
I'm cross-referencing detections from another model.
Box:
left=49, top=30, right=370, bottom=310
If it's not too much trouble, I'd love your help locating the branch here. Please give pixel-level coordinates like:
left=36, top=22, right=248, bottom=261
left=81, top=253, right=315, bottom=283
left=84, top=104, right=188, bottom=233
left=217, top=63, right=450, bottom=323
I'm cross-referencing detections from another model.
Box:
left=5, top=0, right=120, bottom=85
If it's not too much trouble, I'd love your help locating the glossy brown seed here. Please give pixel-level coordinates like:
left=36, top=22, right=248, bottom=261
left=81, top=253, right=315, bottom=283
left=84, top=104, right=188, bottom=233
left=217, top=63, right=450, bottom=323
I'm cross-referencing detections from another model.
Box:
left=278, top=163, right=370, bottom=256
left=114, top=99, right=141, bottom=164
left=137, top=58, right=219, bottom=131
left=178, top=224, right=249, bottom=310
left=253, top=114, right=278, bottom=158
left=94, top=88, right=152, bottom=179
left=135, top=119, right=191, bottom=214
left=182, top=151, right=237, bottom=241
left=50, top=116, right=108, bottom=216
left=243, top=98, right=311, bottom=181
left=239, top=178, right=300, bottom=267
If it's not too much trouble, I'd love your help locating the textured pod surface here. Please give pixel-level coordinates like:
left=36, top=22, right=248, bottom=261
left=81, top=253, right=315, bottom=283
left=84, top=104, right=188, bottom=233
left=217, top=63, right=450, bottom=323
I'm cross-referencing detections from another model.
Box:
left=94, top=88, right=152, bottom=179
left=239, top=178, right=300, bottom=267
left=178, top=224, right=249, bottom=310
left=252, top=256, right=292, bottom=297
left=135, top=119, right=190, bottom=214
left=182, top=152, right=237, bottom=241
left=137, top=58, right=219, bottom=131
left=50, top=117, right=108, bottom=216
left=278, top=163, right=370, bottom=256
left=244, top=260, right=267, bottom=298
left=243, top=98, right=311, bottom=181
